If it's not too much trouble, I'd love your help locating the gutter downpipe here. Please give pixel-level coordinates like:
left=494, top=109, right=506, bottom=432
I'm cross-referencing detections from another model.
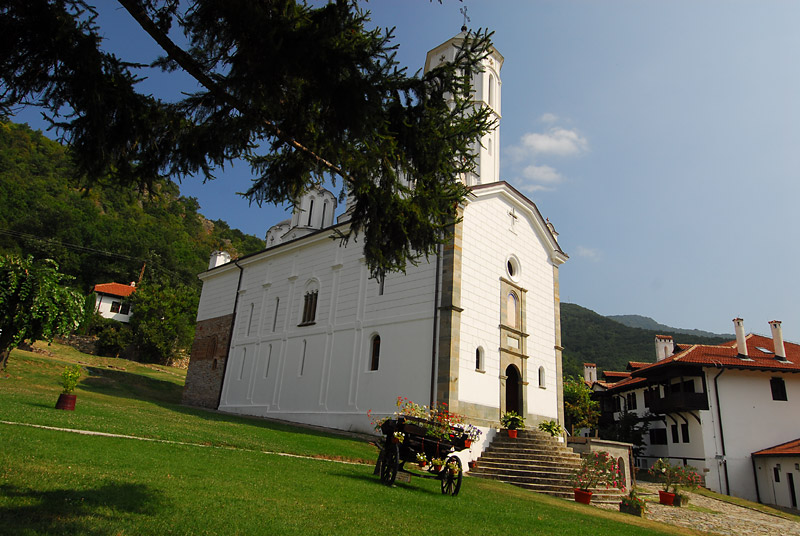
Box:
left=217, top=260, right=244, bottom=409
left=430, top=243, right=442, bottom=407
left=751, top=455, right=762, bottom=504
left=712, top=365, right=730, bottom=495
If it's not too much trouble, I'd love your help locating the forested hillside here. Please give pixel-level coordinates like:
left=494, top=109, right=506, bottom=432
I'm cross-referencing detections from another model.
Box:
left=0, top=121, right=264, bottom=291
left=0, top=121, right=265, bottom=363
left=560, top=303, right=732, bottom=378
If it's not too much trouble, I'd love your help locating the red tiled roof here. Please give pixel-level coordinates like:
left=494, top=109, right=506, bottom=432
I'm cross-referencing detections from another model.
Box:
left=583, top=363, right=596, bottom=367
left=602, top=371, right=631, bottom=380
left=655, top=335, right=673, bottom=340
left=93, top=282, right=136, bottom=298
left=753, top=438, right=800, bottom=457
left=626, top=361, right=651, bottom=371
left=630, top=334, right=800, bottom=376
left=604, top=376, right=647, bottom=391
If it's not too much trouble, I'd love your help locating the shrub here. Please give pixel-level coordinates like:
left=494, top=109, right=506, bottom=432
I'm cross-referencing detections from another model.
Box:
left=573, top=450, right=625, bottom=492
left=59, top=364, right=82, bottom=394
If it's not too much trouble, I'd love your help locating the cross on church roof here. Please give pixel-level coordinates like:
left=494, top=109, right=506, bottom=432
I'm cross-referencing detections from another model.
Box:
left=460, top=6, right=470, bottom=32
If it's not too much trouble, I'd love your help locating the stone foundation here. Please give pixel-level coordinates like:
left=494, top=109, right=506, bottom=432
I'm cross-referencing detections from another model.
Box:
left=182, top=314, right=234, bottom=408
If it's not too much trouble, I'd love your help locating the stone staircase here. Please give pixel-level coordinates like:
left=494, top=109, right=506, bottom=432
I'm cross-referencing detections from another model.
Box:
left=468, top=429, right=624, bottom=503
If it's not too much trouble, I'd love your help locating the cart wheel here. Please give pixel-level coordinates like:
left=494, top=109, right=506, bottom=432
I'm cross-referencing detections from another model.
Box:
left=380, top=441, right=399, bottom=486
left=441, top=456, right=462, bottom=496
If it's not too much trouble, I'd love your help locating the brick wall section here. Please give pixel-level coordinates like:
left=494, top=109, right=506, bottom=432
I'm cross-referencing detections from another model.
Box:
left=182, top=313, right=234, bottom=408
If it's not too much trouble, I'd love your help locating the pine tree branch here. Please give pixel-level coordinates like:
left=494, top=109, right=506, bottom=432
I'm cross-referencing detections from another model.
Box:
left=116, top=0, right=347, bottom=181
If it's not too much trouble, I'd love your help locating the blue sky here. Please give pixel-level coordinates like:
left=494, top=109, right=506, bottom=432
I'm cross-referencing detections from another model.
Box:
left=12, top=1, right=800, bottom=341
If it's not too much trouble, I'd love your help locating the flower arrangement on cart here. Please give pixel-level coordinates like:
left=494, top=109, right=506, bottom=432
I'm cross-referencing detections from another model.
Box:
left=368, top=397, right=482, bottom=496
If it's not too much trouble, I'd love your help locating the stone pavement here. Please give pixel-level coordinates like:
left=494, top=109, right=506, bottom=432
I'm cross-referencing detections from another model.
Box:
left=595, top=482, right=800, bottom=536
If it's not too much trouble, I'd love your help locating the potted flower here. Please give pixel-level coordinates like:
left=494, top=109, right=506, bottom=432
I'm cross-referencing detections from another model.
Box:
left=430, top=457, right=445, bottom=472
left=537, top=419, right=564, bottom=438
left=619, top=488, right=647, bottom=517
left=649, top=458, right=680, bottom=505
left=468, top=460, right=478, bottom=470
left=415, top=453, right=428, bottom=468
left=446, top=460, right=460, bottom=476
left=672, top=465, right=701, bottom=507
left=500, top=411, right=525, bottom=438
left=392, top=431, right=404, bottom=444
left=55, top=364, right=82, bottom=410
left=453, top=423, right=482, bottom=448
left=572, top=450, right=625, bottom=504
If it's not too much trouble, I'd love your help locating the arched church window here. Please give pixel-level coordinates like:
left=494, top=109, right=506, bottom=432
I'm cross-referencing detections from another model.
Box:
left=507, top=292, right=518, bottom=329
left=300, top=280, right=319, bottom=326
left=369, top=334, right=381, bottom=371
left=538, top=366, right=546, bottom=388
left=476, top=347, right=485, bottom=371
left=488, top=74, right=494, bottom=107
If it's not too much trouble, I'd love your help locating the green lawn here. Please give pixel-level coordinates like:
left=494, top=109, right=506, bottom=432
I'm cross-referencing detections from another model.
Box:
left=1, top=344, right=711, bottom=535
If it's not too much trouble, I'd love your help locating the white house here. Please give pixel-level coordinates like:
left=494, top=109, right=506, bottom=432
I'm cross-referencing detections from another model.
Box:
left=93, top=282, right=136, bottom=323
left=593, top=318, right=800, bottom=506
left=182, top=31, right=569, bottom=439
left=753, top=438, right=800, bottom=511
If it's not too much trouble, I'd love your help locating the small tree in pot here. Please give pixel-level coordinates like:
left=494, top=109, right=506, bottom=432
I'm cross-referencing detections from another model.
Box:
left=56, top=364, right=82, bottom=410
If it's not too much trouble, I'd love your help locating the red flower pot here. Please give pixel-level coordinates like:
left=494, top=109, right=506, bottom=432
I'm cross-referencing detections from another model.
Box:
left=464, top=439, right=472, bottom=448
left=574, top=489, right=592, bottom=505
left=658, top=490, right=675, bottom=506
left=507, top=429, right=518, bottom=438
left=55, top=394, right=76, bottom=411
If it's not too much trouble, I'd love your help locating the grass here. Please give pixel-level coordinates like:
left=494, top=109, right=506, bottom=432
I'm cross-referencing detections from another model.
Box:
left=1, top=343, right=717, bottom=535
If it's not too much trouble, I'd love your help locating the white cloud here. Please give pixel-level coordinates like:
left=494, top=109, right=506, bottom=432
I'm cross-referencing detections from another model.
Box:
left=575, top=246, right=601, bottom=260
left=505, top=115, right=588, bottom=194
left=539, top=113, right=559, bottom=124
left=522, top=164, right=563, bottom=184
left=519, top=128, right=588, bottom=157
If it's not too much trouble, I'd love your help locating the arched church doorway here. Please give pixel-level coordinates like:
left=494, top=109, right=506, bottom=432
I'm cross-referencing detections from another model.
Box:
left=505, top=364, right=522, bottom=415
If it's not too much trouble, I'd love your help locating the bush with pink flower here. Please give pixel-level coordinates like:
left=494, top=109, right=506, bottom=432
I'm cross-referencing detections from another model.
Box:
left=573, top=450, right=625, bottom=492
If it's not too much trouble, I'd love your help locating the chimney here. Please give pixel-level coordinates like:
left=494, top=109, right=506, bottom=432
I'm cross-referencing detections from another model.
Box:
left=583, top=363, right=597, bottom=383
left=733, top=318, right=747, bottom=357
left=769, top=320, right=786, bottom=360
left=209, top=250, right=231, bottom=270
left=655, top=335, right=674, bottom=361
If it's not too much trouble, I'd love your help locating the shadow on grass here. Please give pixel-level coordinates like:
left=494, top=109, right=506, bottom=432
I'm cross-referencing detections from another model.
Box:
left=333, top=470, right=446, bottom=497
left=80, top=366, right=184, bottom=405
left=0, top=481, right=163, bottom=536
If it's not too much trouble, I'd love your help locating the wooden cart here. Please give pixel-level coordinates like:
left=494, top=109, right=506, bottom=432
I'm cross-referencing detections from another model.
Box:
left=375, top=416, right=471, bottom=496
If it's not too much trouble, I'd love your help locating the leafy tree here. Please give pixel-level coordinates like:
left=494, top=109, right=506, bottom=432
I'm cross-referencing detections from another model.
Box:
left=1, top=0, right=495, bottom=278
left=128, top=279, right=198, bottom=365
left=599, top=408, right=650, bottom=455
left=563, top=376, right=600, bottom=436
left=0, top=254, right=84, bottom=369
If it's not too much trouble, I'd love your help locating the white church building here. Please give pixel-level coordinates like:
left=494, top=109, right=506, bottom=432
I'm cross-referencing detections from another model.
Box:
left=182, top=32, right=569, bottom=437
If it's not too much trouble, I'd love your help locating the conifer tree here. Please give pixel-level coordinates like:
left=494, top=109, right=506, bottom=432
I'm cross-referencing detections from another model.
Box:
left=0, top=0, right=494, bottom=277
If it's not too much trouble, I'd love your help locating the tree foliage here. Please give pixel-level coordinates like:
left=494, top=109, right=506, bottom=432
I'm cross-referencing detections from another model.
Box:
left=563, top=376, right=599, bottom=436
left=0, top=254, right=84, bottom=368
left=599, top=408, right=650, bottom=455
left=1, top=0, right=495, bottom=278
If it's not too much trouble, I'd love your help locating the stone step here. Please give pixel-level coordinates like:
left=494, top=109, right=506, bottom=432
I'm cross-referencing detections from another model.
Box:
left=471, top=461, right=579, bottom=477
left=479, top=450, right=582, bottom=464
left=469, top=429, right=623, bottom=504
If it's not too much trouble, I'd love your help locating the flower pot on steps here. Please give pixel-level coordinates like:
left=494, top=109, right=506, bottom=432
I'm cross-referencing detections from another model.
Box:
left=507, top=429, right=518, bottom=438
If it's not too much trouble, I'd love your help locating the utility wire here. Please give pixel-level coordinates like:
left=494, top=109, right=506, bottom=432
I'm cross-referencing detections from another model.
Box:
left=0, top=228, right=142, bottom=262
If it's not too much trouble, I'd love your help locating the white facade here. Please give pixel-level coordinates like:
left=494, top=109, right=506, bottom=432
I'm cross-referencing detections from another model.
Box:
left=184, top=32, right=567, bottom=437
left=94, top=294, right=133, bottom=323
left=599, top=328, right=800, bottom=504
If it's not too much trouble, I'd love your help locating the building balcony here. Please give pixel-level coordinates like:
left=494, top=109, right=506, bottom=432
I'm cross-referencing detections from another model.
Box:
left=648, top=392, right=709, bottom=414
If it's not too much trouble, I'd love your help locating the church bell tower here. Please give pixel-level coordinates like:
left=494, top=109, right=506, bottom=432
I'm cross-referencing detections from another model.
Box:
left=424, top=30, right=503, bottom=186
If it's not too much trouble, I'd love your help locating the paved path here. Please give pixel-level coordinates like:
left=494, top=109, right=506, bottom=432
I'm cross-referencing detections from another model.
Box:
left=596, top=483, right=800, bottom=536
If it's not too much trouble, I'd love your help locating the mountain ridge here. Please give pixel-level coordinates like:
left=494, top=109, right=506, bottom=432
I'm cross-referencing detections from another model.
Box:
left=606, top=314, right=732, bottom=339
